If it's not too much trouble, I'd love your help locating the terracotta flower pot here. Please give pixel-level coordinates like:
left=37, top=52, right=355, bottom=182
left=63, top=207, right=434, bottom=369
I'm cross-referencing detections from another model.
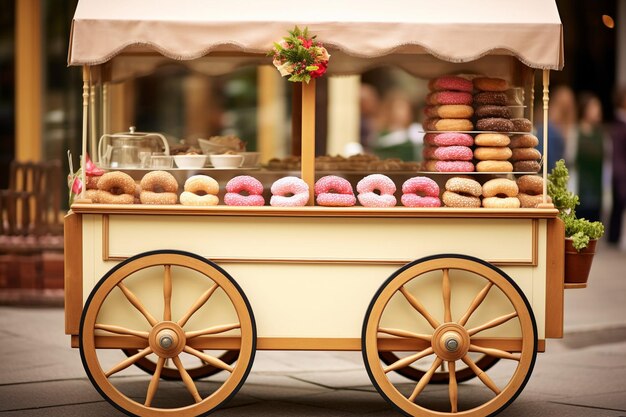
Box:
left=564, top=238, right=597, bottom=284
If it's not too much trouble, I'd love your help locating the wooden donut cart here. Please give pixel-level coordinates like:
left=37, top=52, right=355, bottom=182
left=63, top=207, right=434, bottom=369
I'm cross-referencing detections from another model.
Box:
left=64, top=1, right=570, bottom=416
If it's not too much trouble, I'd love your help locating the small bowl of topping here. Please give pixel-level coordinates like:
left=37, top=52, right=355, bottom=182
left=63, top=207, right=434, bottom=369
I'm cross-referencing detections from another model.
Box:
left=240, top=152, right=261, bottom=167
left=210, top=154, right=244, bottom=168
left=173, top=154, right=207, bottom=169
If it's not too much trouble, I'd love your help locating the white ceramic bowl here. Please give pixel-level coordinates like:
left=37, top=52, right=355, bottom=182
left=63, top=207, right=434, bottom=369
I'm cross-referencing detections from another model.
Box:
left=173, top=154, right=207, bottom=169
left=198, top=138, right=239, bottom=155
left=210, top=154, right=244, bottom=168
left=240, top=152, right=261, bottom=167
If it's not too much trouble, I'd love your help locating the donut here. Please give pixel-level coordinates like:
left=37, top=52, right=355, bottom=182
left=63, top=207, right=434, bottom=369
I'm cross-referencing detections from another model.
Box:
left=482, top=196, right=521, bottom=208
left=511, top=118, right=533, bottom=133
left=270, top=176, right=309, bottom=207
left=473, top=77, right=509, bottom=92
left=224, top=175, right=265, bottom=206
left=442, top=177, right=482, bottom=208
left=424, top=132, right=474, bottom=147
left=474, top=105, right=511, bottom=119
left=476, top=118, right=515, bottom=132
left=314, top=175, right=356, bottom=207
left=86, top=175, right=101, bottom=190
left=476, top=160, right=513, bottom=172
left=482, top=178, right=519, bottom=198
left=401, top=177, right=441, bottom=207
left=516, top=175, right=544, bottom=195
left=474, top=146, right=513, bottom=161
left=474, top=133, right=510, bottom=147
left=513, top=160, right=541, bottom=173
left=510, top=147, right=542, bottom=161
left=510, top=134, right=539, bottom=148
left=96, top=171, right=136, bottom=204
left=424, top=118, right=474, bottom=132
left=426, top=91, right=473, bottom=106
left=474, top=91, right=507, bottom=106
left=423, top=145, right=473, bottom=161
left=139, top=171, right=178, bottom=205
left=85, top=189, right=100, bottom=203
left=434, top=160, right=475, bottom=172
left=180, top=175, right=219, bottom=206
left=424, top=105, right=474, bottom=119
left=518, top=193, right=551, bottom=208
left=356, top=174, right=397, bottom=208
left=428, top=76, right=473, bottom=92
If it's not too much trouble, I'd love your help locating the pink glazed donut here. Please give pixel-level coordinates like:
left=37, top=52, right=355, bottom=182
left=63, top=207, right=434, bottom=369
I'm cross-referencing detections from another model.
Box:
left=426, top=91, right=473, bottom=106
left=270, top=176, right=309, bottom=207
left=423, top=146, right=473, bottom=161
left=435, top=161, right=475, bottom=172
left=428, top=76, right=473, bottom=92
left=401, top=177, right=441, bottom=207
left=224, top=175, right=265, bottom=206
left=356, top=174, right=397, bottom=208
left=315, top=175, right=356, bottom=207
left=424, top=132, right=474, bottom=147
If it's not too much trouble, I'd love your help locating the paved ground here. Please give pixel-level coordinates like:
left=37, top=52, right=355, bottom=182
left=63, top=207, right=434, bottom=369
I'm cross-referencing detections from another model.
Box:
left=1, top=241, right=625, bottom=416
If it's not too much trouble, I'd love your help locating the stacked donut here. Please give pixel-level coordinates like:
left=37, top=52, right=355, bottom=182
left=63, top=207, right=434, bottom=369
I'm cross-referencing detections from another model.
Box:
left=442, top=177, right=482, bottom=208
left=422, top=132, right=475, bottom=173
left=472, top=77, right=514, bottom=173
left=424, top=76, right=474, bottom=133
left=509, top=118, right=541, bottom=172
left=517, top=175, right=551, bottom=207
left=481, top=178, right=520, bottom=208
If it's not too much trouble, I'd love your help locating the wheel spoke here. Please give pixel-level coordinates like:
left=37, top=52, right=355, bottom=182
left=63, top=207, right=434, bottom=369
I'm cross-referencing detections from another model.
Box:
left=378, top=327, right=432, bottom=342
left=458, top=282, right=493, bottom=327
left=383, top=347, right=434, bottom=374
left=94, top=324, right=149, bottom=338
left=400, top=286, right=440, bottom=329
left=449, top=361, right=458, bottom=413
left=163, top=265, right=172, bottom=322
left=172, top=355, right=202, bottom=403
left=408, top=357, right=443, bottom=402
left=105, top=346, right=152, bottom=377
left=178, top=283, right=219, bottom=328
left=443, top=269, right=452, bottom=323
left=186, top=322, right=241, bottom=339
left=469, top=344, right=521, bottom=361
left=467, top=312, right=518, bottom=336
left=145, top=357, right=165, bottom=407
left=184, top=346, right=234, bottom=372
left=461, top=354, right=501, bottom=394
left=117, top=282, right=158, bottom=327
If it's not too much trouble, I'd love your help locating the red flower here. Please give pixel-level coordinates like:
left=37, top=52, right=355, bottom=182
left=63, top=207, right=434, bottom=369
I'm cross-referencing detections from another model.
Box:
left=310, top=61, right=328, bottom=78
left=299, top=36, right=313, bottom=48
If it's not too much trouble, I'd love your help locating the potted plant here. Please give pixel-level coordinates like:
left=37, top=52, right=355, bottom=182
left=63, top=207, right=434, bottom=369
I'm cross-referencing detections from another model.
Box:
left=548, top=159, right=605, bottom=284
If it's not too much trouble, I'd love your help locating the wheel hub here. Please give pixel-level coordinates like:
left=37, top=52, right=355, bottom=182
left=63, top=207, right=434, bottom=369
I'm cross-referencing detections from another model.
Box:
left=432, top=323, right=470, bottom=361
left=149, top=321, right=186, bottom=358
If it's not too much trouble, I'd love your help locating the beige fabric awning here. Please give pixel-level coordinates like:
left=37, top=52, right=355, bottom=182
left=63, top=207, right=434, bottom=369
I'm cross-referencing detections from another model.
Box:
left=68, top=0, right=563, bottom=71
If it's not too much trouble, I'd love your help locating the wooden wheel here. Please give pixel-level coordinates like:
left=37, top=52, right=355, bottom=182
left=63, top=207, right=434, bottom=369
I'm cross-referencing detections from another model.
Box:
left=79, top=250, right=256, bottom=417
left=121, top=349, right=240, bottom=381
left=379, top=352, right=500, bottom=384
left=362, top=255, right=537, bottom=416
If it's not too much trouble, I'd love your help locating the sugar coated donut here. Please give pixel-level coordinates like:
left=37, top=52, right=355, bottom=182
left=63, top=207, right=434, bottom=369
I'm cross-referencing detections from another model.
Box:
left=510, top=134, right=539, bottom=148
left=513, top=160, right=541, bottom=173
left=86, top=175, right=101, bottom=190
left=96, top=171, right=136, bottom=204
left=474, top=91, right=507, bottom=106
left=424, top=132, right=474, bottom=147
left=473, top=77, right=509, bottom=92
left=434, top=160, right=475, bottom=172
left=270, top=176, right=309, bottom=207
left=315, top=175, right=356, bottom=207
left=511, top=147, right=542, bottom=161
left=476, top=160, right=513, bottom=172
left=426, top=91, right=473, bottom=106
left=474, top=133, right=510, bottom=147
left=224, top=175, right=265, bottom=206
left=180, top=175, right=219, bottom=206
left=424, top=145, right=473, bottom=161
left=140, top=171, right=178, bottom=205
left=511, top=118, right=533, bottom=133
left=401, top=177, right=441, bottom=207
left=85, top=189, right=100, bottom=203
left=443, top=177, right=482, bottom=208
left=482, top=178, right=519, bottom=198
left=424, top=118, right=473, bottom=132
left=476, top=118, right=515, bottom=132
left=482, top=196, right=520, bottom=208
left=356, top=174, right=397, bottom=208
left=424, top=105, right=474, bottom=119
left=474, top=105, right=511, bottom=119
left=428, top=76, right=473, bottom=92
left=516, top=175, right=544, bottom=195
left=474, top=146, right=513, bottom=161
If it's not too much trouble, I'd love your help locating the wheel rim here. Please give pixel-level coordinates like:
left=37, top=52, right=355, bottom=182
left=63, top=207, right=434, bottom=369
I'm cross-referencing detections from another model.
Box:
left=363, top=255, right=537, bottom=416
left=80, top=251, right=256, bottom=417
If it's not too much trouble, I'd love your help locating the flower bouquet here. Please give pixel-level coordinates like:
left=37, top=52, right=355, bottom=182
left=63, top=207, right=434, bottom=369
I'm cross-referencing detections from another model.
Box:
left=269, top=26, right=330, bottom=83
